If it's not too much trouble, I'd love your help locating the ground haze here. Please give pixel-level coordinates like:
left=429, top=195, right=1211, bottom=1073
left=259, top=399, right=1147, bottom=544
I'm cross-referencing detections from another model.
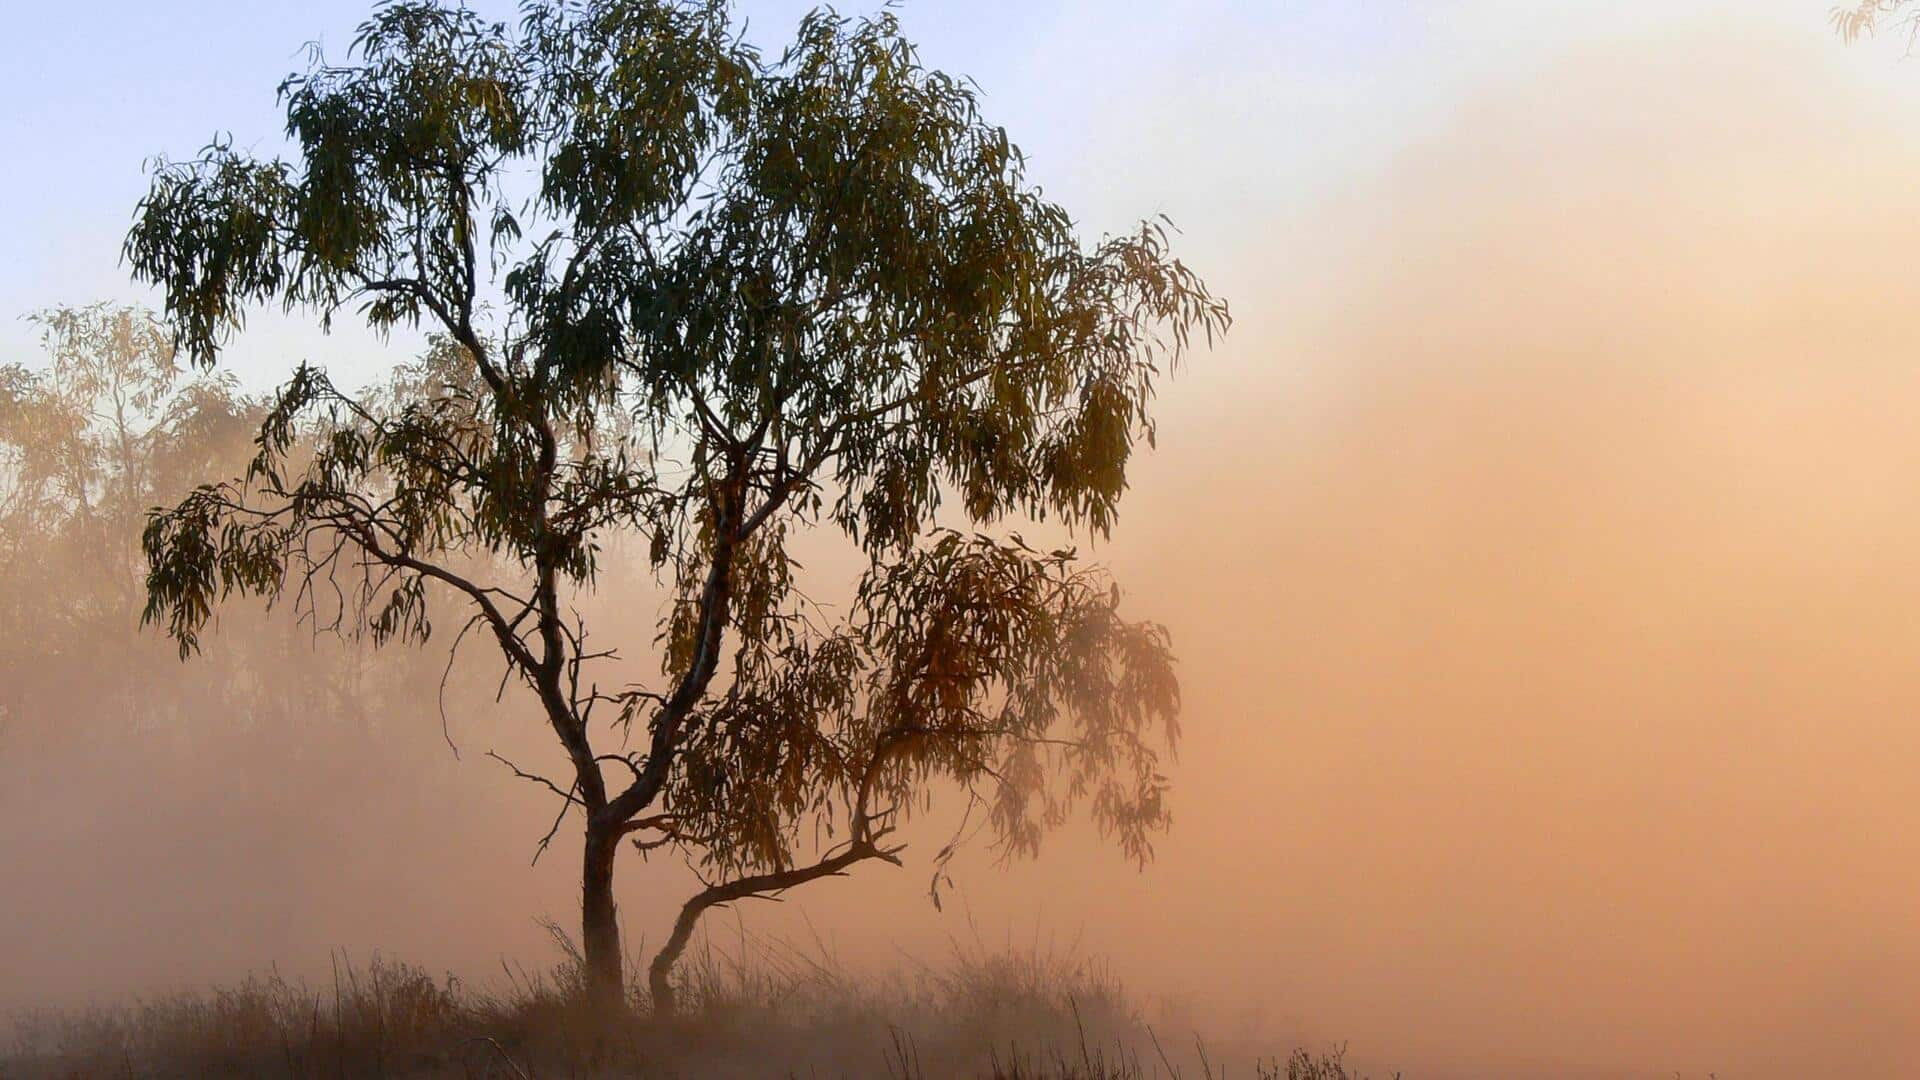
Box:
left=6, top=2, right=1920, bottom=1078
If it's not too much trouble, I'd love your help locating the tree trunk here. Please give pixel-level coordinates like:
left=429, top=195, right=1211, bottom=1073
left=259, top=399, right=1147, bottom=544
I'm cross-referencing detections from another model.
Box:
left=647, top=929, right=684, bottom=1018
left=580, top=821, right=623, bottom=1012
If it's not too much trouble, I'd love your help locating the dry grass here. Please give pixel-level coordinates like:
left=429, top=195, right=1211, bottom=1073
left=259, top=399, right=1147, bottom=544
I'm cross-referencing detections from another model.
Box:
left=1, top=934, right=1387, bottom=1079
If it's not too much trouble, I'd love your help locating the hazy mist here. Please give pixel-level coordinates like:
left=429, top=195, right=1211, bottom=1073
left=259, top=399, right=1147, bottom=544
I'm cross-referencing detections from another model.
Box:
left=8, top=4, right=1920, bottom=1078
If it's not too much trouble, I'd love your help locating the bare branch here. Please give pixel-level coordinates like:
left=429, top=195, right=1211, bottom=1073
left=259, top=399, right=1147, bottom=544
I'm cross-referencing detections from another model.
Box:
left=486, top=750, right=581, bottom=809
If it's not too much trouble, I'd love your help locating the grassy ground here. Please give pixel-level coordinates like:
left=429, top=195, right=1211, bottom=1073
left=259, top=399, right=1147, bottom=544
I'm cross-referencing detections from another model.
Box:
left=0, top=933, right=1385, bottom=1079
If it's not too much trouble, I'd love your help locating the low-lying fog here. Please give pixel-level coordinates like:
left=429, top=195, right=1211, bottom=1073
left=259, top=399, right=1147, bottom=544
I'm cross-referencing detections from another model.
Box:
left=7, top=3, right=1920, bottom=1077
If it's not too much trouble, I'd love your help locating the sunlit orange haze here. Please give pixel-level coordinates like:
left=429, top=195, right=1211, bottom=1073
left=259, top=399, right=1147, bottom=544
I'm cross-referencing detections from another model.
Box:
left=8, top=2, right=1920, bottom=1077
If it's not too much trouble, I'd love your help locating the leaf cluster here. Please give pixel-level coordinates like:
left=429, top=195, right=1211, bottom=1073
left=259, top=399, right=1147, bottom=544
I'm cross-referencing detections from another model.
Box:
left=1833, top=1, right=1920, bottom=45
left=657, top=530, right=1177, bottom=888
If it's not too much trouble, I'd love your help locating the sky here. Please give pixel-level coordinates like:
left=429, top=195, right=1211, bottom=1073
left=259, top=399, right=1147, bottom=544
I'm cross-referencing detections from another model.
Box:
left=0, top=0, right=1428, bottom=387
left=11, top=2, right=1920, bottom=1078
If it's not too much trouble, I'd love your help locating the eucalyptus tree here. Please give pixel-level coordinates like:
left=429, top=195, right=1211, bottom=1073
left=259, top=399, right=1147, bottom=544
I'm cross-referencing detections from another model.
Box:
left=128, top=0, right=1227, bottom=1012
left=1833, top=0, right=1920, bottom=42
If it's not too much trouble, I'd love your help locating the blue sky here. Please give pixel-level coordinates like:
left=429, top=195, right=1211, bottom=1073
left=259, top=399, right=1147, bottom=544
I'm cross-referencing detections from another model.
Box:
left=5, top=0, right=1882, bottom=393
left=0, top=0, right=1432, bottom=389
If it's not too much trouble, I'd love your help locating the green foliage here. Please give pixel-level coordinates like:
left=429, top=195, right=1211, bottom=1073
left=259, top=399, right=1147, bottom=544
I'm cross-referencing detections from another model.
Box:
left=125, top=0, right=1227, bottom=987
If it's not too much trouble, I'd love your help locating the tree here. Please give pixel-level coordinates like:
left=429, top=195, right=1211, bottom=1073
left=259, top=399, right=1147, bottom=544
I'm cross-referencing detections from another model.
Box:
left=127, top=0, right=1228, bottom=1012
left=1833, top=1, right=1920, bottom=44
left=0, top=304, right=446, bottom=754
left=0, top=305, right=252, bottom=728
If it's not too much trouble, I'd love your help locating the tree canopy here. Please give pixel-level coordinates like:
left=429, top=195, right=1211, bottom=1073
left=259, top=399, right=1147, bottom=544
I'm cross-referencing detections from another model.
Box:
left=127, top=0, right=1227, bottom=1010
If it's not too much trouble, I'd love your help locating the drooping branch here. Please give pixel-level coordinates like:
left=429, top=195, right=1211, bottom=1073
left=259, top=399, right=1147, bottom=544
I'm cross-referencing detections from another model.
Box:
left=646, top=833, right=903, bottom=1014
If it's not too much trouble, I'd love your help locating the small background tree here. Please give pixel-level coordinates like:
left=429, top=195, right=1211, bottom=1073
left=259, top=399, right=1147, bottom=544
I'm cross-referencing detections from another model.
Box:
left=1, top=306, right=487, bottom=995
left=0, top=304, right=411, bottom=735
left=0, top=305, right=248, bottom=721
left=128, top=0, right=1226, bottom=1011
